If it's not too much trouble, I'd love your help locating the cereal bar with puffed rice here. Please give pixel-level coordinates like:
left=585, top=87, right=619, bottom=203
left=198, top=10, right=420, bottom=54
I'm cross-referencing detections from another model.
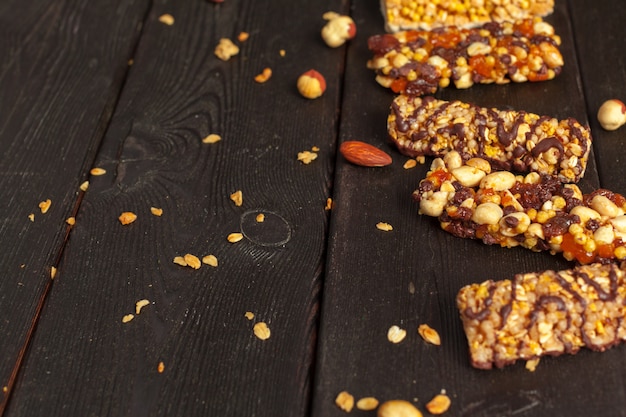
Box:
left=389, top=95, right=591, bottom=183
left=413, top=152, right=626, bottom=264
left=457, top=262, right=626, bottom=369
left=367, top=18, right=563, bottom=95
left=381, top=0, right=554, bottom=32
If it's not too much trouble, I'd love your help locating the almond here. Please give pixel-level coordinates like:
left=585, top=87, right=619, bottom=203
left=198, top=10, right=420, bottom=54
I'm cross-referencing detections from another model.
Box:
left=339, top=141, right=392, bottom=167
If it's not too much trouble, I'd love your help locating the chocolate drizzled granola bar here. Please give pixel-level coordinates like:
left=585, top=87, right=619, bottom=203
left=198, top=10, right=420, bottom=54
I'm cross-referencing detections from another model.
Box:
left=389, top=95, right=591, bottom=183
left=368, top=18, right=563, bottom=95
left=413, top=152, right=626, bottom=264
left=457, top=262, right=626, bottom=369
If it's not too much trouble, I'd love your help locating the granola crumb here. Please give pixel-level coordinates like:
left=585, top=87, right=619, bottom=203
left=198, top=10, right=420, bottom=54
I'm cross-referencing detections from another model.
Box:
left=297, top=150, right=318, bottom=164
left=376, top=222, right=393, bottom=231
left=230, top=190, right=243, bottom=207
left=279, top=49, right=286, bottom=57
left=425, top=393, right=451, bottom=415
left=157, top=361, right=165, bottom=373
left=202, top=254, right=218, bottom=267
left=122, top=314, right=134, bottom=323
left=525, top=358, right=540, bottom=372
left=158, top=13, right=174, bottom=25
left=227, top=232, right=244, bottom=243
left=50, top=266, right=57, bottom=280
left=118, top=212, right=137, bottom=225
left=215, top=38, right=239, bottom=61
left=184, top=254, right=201, bottom=269
left=311, top=145, right=320, bottom=152
left=253, top=322, right=271, bottom=340
left=90, top=167, right=106, bottom=176
left=150, top=207, right=163, bottom=216
left=245, top=311, right=255, bottom=320
left=255, top=213, right=265, bottom=223
left=416, top=155, right=426, bottom=164
left=335, top=391, right=355, bottom=412
left=173, top=256, right=187, bottom=267
left=404, top=159, right=418, bottom=169
left=254, top=67, right=272, bottom=83
left=325, top=198, right=333, bottom=210
left=135, top=299, right=150, bottom=314
left=39, top=199, right=51, bottom=214
left=238, top=31, right=249, bottom=42
left=28, top=213, right=34, bottom=222
left=202, top=133, right=222, bottom=144
left=80, top=181, right=89, bottom=191
left=66, top=217, right=76, bottom=226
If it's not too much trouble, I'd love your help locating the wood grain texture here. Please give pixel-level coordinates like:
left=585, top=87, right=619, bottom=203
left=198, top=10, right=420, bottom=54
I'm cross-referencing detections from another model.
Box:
left=5, top=0, right=346, bottom=416
left=312, top=0, right=623, bottom=416
left=0, top=0, right=148, bottom=413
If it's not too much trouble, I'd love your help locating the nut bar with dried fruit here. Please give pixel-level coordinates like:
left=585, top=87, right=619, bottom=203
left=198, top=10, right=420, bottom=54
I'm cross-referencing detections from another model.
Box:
left=368, top=18, right=563, bottom=95
left=413, top=152, right=626, bottom=264
left=389, top=95, right=591, bottom=183
left=381, top=0, right=554, bottom=32
left=457, top=262, right=626, bottom=369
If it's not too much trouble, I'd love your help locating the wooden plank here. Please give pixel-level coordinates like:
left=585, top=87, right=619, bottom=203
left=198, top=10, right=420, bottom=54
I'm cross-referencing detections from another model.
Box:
left=312, top=0, right=621, bottom=416
left=5, top=0, right=347, bottom=416
left=0, top=0, right=149, bottom=413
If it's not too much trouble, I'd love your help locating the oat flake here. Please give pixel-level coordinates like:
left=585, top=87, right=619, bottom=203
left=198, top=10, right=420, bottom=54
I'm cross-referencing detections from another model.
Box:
left=202, top=254, right=218, bottom=267
left=335, top=391, right=355, bottom=412
left=150, top=207, right=163, bottom=216
left=376, top=222, right=393, bottom=231
left=184, top=254, right=201, bottom=269
left=122, top=314, right=134, bottom=323
left=356, top=397, right=379, bottom=411
left=387, top=325, right=407, bottom=343
left=202, top=133, right=222, bottom=144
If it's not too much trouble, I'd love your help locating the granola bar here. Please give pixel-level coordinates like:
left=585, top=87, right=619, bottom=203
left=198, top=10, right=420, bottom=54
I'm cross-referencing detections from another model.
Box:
left=381, top=0, right=554, bottom=32
left=368, top=18, right=563, bottom=95
left=457, top=262, right=626, bottom=369
left=389, top=95, right=591, bottom=183
left=414, top=152, right=626, bottom=264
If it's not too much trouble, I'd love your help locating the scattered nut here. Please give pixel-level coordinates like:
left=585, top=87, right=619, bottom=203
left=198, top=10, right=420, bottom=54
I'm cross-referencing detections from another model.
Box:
left=321, top=12, right=356, bottom=48
left=230, top=190, right=243, bottom=207
left=253, top=322, right=271, bottom=340
left=340, top=141, right=392, bottom=167
left=377, top=400, right=423, bottom=417
left=418, top=324, right=441, bottom=345
left=597, top=99, right=626, bottom=130
left=118, top=212, right=137, bottom=225
left=228, top=232, right=244, bottom=243
left=122, top=314, right=135, bottom=323
left=135, top=299, right=150, bottom=315
left=90, top=167, right=106, bottom=176
left=356, top=397, right=379, bottom=411
left=298, top=150, right=318, bottom=164
left=425, top=393, right=451, bottom=415
left=297, top=69, right=326, bottom=99
left=202, top=133, right=222, bottom=144
left=377, top=222, right=393, bottom=231
left=39, top=199, right=51, bottom=214
left=254, top=67, right=272, bottom=83
left=215, top=38, right=239, bottom=61
left=183, top=254, right=201, bottom=269
left=158, top=14, right=174, bottom=25
left=237, top=31, right=249, bottom=42
left=387, top=325, right=407, bottom=343
left=150, top=207, right=163, bottom=216
left=335, top=391, right=355, bottom=413
left=202, top=254, right=218, bottom=267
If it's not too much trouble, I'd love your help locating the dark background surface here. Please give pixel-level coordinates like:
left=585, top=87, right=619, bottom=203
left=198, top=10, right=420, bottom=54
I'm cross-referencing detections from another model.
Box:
left=1, top=0, right=625, bottom=416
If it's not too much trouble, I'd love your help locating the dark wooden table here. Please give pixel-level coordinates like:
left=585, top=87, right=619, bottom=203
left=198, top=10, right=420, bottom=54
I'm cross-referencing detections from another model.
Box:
left=1, top=0, right=625, bottom=416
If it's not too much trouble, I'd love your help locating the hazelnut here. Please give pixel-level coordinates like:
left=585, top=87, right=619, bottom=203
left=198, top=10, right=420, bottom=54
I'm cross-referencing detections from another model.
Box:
left=597, top=99, right=626, bottom=130
left=297, top=70, right=326, bottom=99
left=321, top=12, right=356, bottom=48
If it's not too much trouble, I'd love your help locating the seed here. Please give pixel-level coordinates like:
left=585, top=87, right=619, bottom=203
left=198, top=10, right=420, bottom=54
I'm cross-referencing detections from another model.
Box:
left=256, top=213, right=265, bottom=222
left=298, top=150, right=318, bottom=164
left=90, top=167, right=106, bottom=176
left=202, top=254, right=218, bottom=267
left=39, top=199, right=51, bottom=214
left=356, top=397, right=379, bottom=411
left=253, top=322, right=271, bottom=340
left=183, top=254, right=201, bottom=269
left=135, top=299, right=150, bottom=315
left=80, top=181, right=89, bottom=191
left=66, top=217, right=76, bottom=226
left=387, top=325, right=407, bottom=343
left=403, top=159, right=417, bottom=169
left=173, top=256, right=187, bottom=266
left=377, top=222, right=393, bottom=231
left=150, top=207, right=163, bottom=216
left=122, top=314, right=134, bottom=323
left=227, top=232, right=244, bottom=243
left=254, top=67, right=272, bottom=83
left=418, top=324, right=441, bottom=345
left=245, top=311, right=255, bottom=320
left=230, top=190, right=243, bottom=207
left=425, top=394, right=451, bottom=415
left=118, top=211, right=137, bottom=225
left=158, top=13, right=174, bottom=25
left=202, top=133, right=222, bottom=144
left=377, top=400, right=422, bottom=417
left=335, top=391, right=355, bottom=412
left=157, top=361, right=165, bottom=373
